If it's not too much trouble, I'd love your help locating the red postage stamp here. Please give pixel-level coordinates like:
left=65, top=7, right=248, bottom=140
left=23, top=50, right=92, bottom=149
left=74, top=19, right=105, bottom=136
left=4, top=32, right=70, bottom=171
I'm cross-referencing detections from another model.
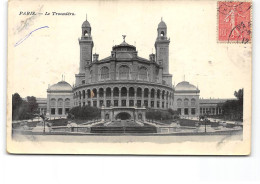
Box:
left=218, top=1, right=251, bottom=43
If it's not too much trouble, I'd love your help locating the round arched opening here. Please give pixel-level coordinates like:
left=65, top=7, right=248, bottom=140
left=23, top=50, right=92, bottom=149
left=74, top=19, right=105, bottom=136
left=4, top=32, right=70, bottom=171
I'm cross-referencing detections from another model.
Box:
left=138, top=113, right=143, bottom=120
left=84, top=30, right=89, bottom=37
left=116, top=112, right=131, bottom=120
left=160, top=31, right=165, bottom=37
left=105, top=114, right=110, bottom=120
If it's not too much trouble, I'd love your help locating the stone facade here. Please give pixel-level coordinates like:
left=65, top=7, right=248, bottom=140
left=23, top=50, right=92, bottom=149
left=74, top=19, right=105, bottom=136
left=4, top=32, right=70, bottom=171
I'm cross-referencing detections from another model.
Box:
left=73, top=16, right=174, bottom=121
left=199, top=99, right=231, bottom=115
left=173, top=81, right=200, bottom=118
left=45, top=16, right=210, bottom=121
left=37, top=98, right=47, bottom=115
left=41, top=97, right=227, bottom=118
left=46, top=81, right=73, bottom=118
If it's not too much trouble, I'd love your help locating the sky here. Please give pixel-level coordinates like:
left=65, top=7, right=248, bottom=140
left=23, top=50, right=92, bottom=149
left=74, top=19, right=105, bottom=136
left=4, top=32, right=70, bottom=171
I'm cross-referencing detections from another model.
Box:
left=8, top=0, right=251, bottom=99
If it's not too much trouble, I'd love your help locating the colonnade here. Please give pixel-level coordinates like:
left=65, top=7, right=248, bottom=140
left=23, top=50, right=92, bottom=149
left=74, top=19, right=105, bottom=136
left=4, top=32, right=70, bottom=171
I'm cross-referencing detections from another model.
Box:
left=74, top=86, right=174, bottom=109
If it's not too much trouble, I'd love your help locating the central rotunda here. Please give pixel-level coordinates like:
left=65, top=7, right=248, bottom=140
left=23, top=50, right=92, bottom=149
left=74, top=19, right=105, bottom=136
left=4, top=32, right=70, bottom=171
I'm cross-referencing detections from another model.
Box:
left=73, top=16, right=174, bottom=122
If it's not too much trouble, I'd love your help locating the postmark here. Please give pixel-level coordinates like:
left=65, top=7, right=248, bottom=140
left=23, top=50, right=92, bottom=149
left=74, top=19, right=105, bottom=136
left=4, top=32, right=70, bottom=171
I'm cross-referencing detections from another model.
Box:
left=218, top=1, right=251, bottom=43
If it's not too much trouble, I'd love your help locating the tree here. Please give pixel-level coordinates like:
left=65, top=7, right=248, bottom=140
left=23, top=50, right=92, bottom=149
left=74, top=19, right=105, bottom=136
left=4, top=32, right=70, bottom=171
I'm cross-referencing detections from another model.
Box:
left=12, top=93, right=39, bottom=120
left=220, top=88, right=243, bottom=121
left=69, top=106, right=101, bottom=120
left=12, top=93, right=24, bottom=120
left=145, top=109, right=173, bottom=121
left=12, top=93, right=23, bottom=113
left=234, top=88, right=243, bottom=101
left=26, top=96, right=38, bottom=113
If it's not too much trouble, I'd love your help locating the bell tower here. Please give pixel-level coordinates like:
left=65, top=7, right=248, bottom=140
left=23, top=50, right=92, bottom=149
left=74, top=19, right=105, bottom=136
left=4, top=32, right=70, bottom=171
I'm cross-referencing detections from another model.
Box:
left=154, top=18, right=172, bottom=87
left=78, top=14, right=94, bottom=74
left=155, top=18, right=170, bottom=74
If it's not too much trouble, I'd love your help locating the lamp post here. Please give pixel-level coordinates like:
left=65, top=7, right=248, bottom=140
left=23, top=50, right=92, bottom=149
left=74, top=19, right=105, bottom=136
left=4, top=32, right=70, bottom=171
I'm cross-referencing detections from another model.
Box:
left=204, top=119, right=206, bottom=133
left=43, top=119, right=45, bottom=134
left=205, top=110, right=210, bottom=133
left=40, top=114, right=46, bottom=134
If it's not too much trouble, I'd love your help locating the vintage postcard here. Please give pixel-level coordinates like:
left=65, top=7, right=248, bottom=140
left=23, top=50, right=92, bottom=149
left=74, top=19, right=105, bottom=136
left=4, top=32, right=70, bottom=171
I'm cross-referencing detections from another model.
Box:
left=7, top=0, right=252, bottom=155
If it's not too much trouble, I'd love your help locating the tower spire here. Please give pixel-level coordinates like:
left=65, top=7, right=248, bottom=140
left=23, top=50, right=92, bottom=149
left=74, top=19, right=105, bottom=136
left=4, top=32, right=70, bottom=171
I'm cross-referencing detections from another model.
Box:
left=79, top=14, right=93, bottom=73
left=155, top=17, right=169, bottom=75
left=86, top=14, right=87, bottom=20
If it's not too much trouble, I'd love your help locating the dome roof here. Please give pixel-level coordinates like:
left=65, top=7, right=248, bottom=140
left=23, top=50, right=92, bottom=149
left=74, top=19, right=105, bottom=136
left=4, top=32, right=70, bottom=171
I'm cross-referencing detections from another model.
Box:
left=119, top=41, right=132, bottom=46
left=112, top=40, right=136, bottom=51
left=158, top=20, right=167, bottom=28
left=48, top=81, right=72, bottom=92
left=82, top=20, right=91, bottom=28
left=175, top=81, right=198, bottom=91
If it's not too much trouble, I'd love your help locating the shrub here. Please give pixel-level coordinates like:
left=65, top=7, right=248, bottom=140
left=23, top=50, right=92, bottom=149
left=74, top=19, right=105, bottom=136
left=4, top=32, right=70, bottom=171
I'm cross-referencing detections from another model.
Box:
left=69, top=106, right=101, bottom=120
left=167, top=108, right=179, bottom=115
left=179, top=119, right=197, bottom=127
left=146, top=109, right=172, bottom=121
left=48, top=119, right=68, bottom=126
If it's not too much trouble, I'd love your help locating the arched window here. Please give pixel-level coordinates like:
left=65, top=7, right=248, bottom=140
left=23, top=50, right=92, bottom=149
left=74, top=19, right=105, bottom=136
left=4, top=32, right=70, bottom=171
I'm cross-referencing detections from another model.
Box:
left=92, top=89, right=97, bottom=98
left=113, top=87, right=119, bottom=97
left=65, top=98, right=70, bottom=106
left=137, top=88, right=142, bottom=97
left=138, top=67, right=148, bottom=80
left=50, top=98, right=56, bottom=106
left=57, top=98, right=63, bottom=107
left=119, top=65, right=130, bottom=79
left=83, top=90, right=85, bottom=99
left=151, top=89, right=155, bottom=98
left=106, top=88, right=111, bottom=97
left=100, top=66, right=109, bottom=79
left=121, top=87, right=127, bottom=97
left=160, top=31, right=164, bottom=37
left=177, top=99, right=182, bottom=106
left=79, top=91, right=81, bottom=99
left=157, top=89, right=161, bottom=99
left=99, top=88, right=104, bottom=97
left=191, top=98, right=196, bottom=106
left=184, top=98, right=189, bottom=107
left=162, top=90, right=165, bottom=99
left=129, top=87, right=135, bottom=97
left=84, top=30, right=89, bottom=37
left=87, top=89, right=91, bottom=98
left=144, top=88, right=149, bottom=98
